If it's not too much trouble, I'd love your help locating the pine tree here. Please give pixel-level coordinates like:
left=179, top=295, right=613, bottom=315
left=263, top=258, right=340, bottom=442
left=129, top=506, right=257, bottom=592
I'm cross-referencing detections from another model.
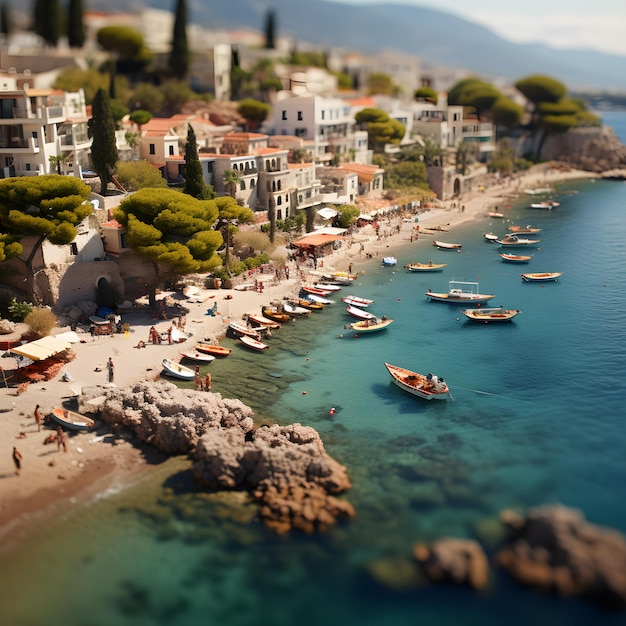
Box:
left=183, top=125, right=205, bottom=199
left=89, top=89, right=119, bottom=196
left=168, top=0, right=189, bottom=78
left=67, top=0, right=86, bottom=49
left=264, top=9, right=276, bottom=49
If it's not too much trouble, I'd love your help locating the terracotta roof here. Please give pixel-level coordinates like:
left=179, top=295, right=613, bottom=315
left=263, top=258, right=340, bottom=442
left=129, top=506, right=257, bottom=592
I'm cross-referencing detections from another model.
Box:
left=345, top=97, right=376, bottom=107
left=339, top=163, right=383, bottom=182
left=101, top=219, right=123, bottom=229
left=225, top=132, right=267, bottom=139
left=255, top=147, right=287, bottom=155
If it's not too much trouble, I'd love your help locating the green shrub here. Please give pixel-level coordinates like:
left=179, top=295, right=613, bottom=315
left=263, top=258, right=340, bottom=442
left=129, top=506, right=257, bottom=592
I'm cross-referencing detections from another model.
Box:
left=8, top=298, right=33, bottom=322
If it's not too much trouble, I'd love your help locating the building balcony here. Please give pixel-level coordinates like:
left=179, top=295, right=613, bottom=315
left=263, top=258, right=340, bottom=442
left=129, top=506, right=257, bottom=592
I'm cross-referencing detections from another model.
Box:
left=0, top=136, right=40, bottom=152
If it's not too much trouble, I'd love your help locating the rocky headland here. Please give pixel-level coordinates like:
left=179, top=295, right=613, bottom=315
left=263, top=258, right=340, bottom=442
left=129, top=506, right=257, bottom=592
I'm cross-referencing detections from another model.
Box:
left=81, top=381, right=354, bottom=534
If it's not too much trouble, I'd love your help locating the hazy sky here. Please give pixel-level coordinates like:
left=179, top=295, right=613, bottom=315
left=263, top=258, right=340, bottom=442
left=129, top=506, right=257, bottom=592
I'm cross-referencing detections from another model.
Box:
left=328, top=0, right=626, bottom=56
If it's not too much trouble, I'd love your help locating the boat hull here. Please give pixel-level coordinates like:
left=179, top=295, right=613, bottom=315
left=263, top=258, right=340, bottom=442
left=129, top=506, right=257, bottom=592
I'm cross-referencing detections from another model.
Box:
left=521, top=272, right=562, bottom=282
left=48, top=408, right=95, bottom=431
left=194, top=343, right=232, bottom=357
left=461, top=308, right=520, bottom=322
left=162, top=359, right=195, bottom=380
left=345, top=305, right=376, bottom=320
left=384, top=363, right=450, bottom=400
left=404, top=262, right=447, bottom=272
left=426, top=292, right=494, bottom=304
left=239, top=336, right=269, bottom=351
left=433, top=240, right=462, bottom=250
left=500, top=253, right=531, bottom=263
left=345, top=318, right=394, bottom=333
left=180, top=351, right=216, bottom=363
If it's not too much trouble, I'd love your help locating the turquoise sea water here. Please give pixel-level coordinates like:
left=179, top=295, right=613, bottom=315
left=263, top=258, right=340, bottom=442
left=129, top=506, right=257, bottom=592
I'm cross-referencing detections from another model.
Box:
left=2, top=171, right=626, bottom=623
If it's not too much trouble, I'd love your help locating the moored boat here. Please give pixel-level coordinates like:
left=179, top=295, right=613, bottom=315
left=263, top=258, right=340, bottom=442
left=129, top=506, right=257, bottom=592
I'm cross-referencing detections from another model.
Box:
left=461, top=307, right=521, bottom=323
left=312, top=282, right=343, bottom=292
left=384, top=362, right=451, bottom=401
left=404, top=261, right=447, bottom=272
left=488, top=211, right=504, bottom=218
left=301, top=285, right=334, bottom=296
left=345, top=304, right=376, bottom=320
left=261, top=306, right=292, bottom=323
left=433, top=240, right=462, bottom=250
left=246, top=313, right=281, bottom=329
left=297, top=297, right=325, bottom=310
left=344, top=317, right=394, bottom=334
left=508, top=225, right=542, bottom=234
left=48, top=407, right=95, bottom=431
left=180, top=350, right=216, bottom=363
left=484, top=232, right=499, bottom=242
left=302, top=293, right=334, bottom=305
left=282, top=302, right=312, bottom=317
left=228, top=320, right=262, bottom=340
left=500, top=253, right=532, bottom=263
left=195, top=343, right=232, bottom=357
left=239, top=335, right=269, bottom=351
left=341, top=295, right=374, bottom=308
left=382, top=256, right=397, bottom=266
left=530, top=201, right=560, bottom=209
left=496, top=235, right=540, bottom=247
left=426, top=281, right=494, bottom=304
left=162, top=358, right=195, bottom=381
left=521, top=272, right=562, bottom=282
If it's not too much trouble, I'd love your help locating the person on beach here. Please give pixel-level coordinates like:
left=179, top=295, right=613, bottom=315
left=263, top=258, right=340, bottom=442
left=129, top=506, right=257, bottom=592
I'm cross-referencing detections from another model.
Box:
left=12, top=446, right=22, bottom=475
left=107, top=357, right=115, bottom=382
left=34, top=405, right=42, bottom=431
left=204, top=373, right=212, bottom=391
left=57, top=427, right=67, bottom=453
left=195, top=366, right=201, bottom=391
left=167, top=326, right=172, bottom=344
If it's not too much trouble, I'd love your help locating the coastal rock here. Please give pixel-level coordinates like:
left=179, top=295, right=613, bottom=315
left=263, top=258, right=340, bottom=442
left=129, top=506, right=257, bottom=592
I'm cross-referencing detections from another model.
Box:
left=495, top=504, right=626, bottom=608
left=413, top=538, right=490, bottom=590
left=193, top=423, right=355, bottom=534
left=96, top=381, right=254, bottom=454
left=0, top=318, right=16, bottom=334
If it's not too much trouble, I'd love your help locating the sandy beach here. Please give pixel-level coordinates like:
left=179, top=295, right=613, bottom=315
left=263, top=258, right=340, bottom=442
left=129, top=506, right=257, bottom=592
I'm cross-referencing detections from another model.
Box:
left=0, top=163, right=597, bottom=538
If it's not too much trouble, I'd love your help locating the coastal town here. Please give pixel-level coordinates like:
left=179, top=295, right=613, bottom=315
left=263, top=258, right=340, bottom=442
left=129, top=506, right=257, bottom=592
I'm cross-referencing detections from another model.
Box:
left=1, top=1, right=626, bottom=622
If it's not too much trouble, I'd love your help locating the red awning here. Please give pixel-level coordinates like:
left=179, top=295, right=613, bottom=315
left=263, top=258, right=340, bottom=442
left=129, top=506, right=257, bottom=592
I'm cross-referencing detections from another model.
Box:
left=292, top=234, right=344, bottom=248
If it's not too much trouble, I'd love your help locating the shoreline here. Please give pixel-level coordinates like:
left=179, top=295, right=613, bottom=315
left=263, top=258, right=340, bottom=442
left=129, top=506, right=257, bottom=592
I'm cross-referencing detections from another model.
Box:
left=0, top=163, right=598, bottom=543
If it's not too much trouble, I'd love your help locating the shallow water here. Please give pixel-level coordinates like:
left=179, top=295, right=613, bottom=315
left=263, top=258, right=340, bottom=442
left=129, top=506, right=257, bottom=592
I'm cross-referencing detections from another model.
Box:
left=1, top=177, right=626, bottom=626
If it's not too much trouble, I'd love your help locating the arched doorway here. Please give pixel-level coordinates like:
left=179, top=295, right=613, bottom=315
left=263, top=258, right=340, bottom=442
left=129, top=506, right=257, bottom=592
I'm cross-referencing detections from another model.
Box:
left=453, top=178, right=461, bottom=197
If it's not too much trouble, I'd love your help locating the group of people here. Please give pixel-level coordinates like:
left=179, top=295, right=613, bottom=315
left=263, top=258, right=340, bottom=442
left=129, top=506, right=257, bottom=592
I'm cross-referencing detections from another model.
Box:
left=194, top=366, right=212, bottom=392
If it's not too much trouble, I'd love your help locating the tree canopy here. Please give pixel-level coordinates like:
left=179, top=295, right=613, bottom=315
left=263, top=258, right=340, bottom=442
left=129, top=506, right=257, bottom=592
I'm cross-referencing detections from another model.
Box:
left=183, top=125, right=211, bottom=200
left=237, top=99, right=270, bottom=130
left=491, top=96, right=524, bottom=129
left=334, top=204, right=360, bottom=228
left=367, top=72, right=394, bottom=96
left=355, top=108, right=405, bottom=151
left=115, top=160, right=168, bottom=191
left=414, top=87, right=438, bottom=104
left=515, top=74, right=567, bottom=105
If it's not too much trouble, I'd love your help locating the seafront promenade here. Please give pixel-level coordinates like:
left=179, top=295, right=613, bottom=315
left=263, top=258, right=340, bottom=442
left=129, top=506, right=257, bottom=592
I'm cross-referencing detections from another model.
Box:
left=0, top=163, right=597, bottom=536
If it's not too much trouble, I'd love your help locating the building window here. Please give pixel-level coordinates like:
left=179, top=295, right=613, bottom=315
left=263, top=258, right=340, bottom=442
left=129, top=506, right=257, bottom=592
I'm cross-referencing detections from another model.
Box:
left=250, top=179, right=255, bottom=188
left=240, top=180, right=246, bottom=190
left=69, top=242, right=78, bottom=256
left=168, top=145, right=174, bottom=156
left=277, top=196, right=282, bottom=205
left=277, top=210, right=282, bottom=220
left=297, top=111, right=303, bottom=121
left=282, top=110, right=287, bottom=120
left=26, top=163, right=31, bottom=171
left=321, top=110, right=325, bottom=120
left=149, top=144, right=155, bottom=155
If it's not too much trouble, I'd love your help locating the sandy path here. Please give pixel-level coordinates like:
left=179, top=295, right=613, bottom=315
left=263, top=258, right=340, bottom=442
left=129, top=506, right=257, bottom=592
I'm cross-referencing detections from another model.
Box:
left=0, top=163, right=596, bottom=533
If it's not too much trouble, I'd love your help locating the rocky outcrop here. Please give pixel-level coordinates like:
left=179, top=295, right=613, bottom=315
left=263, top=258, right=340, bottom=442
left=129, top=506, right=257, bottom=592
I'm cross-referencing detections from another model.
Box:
left=413, top=538, right=490, bottom=590
left=85, top=381, right=354, bottom=534
left=193, top=423, right=355, bottom=534
left=495, top=504, right=626, bottom=608
left=0, top=318, right=16, bottom=335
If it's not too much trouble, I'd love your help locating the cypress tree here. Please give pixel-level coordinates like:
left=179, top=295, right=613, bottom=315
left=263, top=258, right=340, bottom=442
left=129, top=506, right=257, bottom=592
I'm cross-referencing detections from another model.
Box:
left=168, top=0, right=189, bottom=78
left=34, top=0, right=60, bottom=46
left=89, top=89, right=119, bottom=196
left=67, top=0, right=86, bottom=49
left=183, top=125, right=205, bottom=199
left=264, top=9, right=276, bottom=49
left=1, top=4, right=12, bottom=38
left=32, top=0, right=46, bottom=40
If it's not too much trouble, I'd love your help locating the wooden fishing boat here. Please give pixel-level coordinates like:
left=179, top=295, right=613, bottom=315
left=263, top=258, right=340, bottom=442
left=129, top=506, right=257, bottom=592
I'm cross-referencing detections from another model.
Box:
left=195, top=343, right=232, bottom=357
left=228, top=320, right=262, bottom=340
left=507, top=225, right=542, bottom=234
left=312, top=282, right=343, bottom=292
left=301, top=293, right=334, bottom=305
left=384, top=362, right=451, bottom=401
left=246, top=313, right=281, bottom=329
left=297, top=297, right=325, bottom=310
left=496, top=235, right=541, bottom=247
left=488, top=211, right=504, bottom=218
left=48, top=407, right=95, bottom=432
left=239, top=335, right=269, bottom=351
left=261, top=306, right=292, bottom=323
left=301, top=285, right=334, bottom=296
left=162, top=358, right=195, bottom=381
left=341, top=295, right=374, bottom=308
left=382, top=256, right=397, bottom=266
left=345, top=304, right=376, bottom=320
left=521, top=272, right=562, bottom=282
left=484, top=232, right=499, bottom=242
left=530, top=201, right=560, bottom=209
left=404, top=261, right=447, bottom=272
left=433, top=240, right=462, bottom=250
left=524, top=187, right=552, bottom=195
left=344, top=317, right=394, bottom=334
left=426, top=281, right=495, bottom=304
left=500, top=253, right=532, bottom=263
left=321, top=271, right=356, bottom=285
left=461, top=307, right=521, bottom=323
left=180, top=350, right=216, bottom=363
left=282, top=302, right=312, bottom=317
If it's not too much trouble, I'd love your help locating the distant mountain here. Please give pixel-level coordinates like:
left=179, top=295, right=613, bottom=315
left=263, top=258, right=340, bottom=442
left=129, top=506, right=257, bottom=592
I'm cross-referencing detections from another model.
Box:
left=85, top=0, right=626, bottom=91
